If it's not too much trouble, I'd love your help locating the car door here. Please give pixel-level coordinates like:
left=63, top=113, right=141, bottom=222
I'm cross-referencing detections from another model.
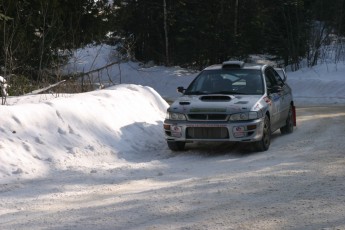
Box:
left=271, top=68, right=292, bottom=121
left=264, top=67, right=283, bottom=131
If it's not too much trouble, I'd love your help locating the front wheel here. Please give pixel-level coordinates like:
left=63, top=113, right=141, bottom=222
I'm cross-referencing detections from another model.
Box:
left=167, top=141, right=185, bottom=151
left=254, top=115, right=271, bottom=152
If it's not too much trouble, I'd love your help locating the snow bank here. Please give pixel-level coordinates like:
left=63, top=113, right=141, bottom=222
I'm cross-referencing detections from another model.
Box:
left=0, top=84, right=168, bottom=182
left=287, top=62, right=345, bottom=106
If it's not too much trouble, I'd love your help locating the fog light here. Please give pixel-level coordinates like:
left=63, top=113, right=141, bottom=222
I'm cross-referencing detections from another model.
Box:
left=247, top=125, right=257, bottom=130
left=163, top=124, right=171, bottom=130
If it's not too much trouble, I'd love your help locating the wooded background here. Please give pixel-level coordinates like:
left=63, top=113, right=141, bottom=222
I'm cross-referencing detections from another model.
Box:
left=1, top=0, right=345, bottom=95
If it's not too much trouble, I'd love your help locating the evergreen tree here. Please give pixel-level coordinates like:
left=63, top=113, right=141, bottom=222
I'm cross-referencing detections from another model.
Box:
left=0, top=0, right=112, bottom=81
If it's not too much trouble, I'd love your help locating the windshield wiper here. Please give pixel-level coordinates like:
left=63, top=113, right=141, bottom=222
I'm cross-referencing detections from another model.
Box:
left=211, top=91, right=246, bottom=95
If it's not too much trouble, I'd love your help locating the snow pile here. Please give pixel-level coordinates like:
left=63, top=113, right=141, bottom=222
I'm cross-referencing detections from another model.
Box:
left=0, top=84, right=168, bottom=182
left=287, top=62, right=345, bottom=105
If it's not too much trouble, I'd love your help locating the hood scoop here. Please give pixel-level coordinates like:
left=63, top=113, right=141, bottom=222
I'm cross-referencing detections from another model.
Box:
left=179, top=101, right=190, bottom=105
left=200, top=95, right=231, bottom=101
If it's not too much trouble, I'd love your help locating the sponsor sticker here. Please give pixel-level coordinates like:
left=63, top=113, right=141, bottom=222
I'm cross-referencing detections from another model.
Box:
left=233, top=126, right=246, bottom=138
left=171, top=125, right=182, bottom=137
left=264, top=96, right=272, bottom=105
left=254, top=103, right=262, bottom=110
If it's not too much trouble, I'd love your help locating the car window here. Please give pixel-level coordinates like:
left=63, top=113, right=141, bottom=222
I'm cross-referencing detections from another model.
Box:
left=275, top=68, right=286, bottom=82
left=264, top=68, right=278, bottom=89
left=185, top=69, right=263, bottom=95
left=271, top=69, right=284, bottom=86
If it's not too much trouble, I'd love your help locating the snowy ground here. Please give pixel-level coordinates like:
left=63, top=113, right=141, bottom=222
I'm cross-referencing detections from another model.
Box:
left=1, top=45, right=345, bottom=229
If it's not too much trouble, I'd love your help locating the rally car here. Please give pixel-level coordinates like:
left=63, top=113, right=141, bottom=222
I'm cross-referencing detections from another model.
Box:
left=163, top=61, right=296, bottom=151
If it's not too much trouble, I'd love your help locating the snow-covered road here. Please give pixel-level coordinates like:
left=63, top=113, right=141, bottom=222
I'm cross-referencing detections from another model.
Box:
left=1, top=106, right=345, bottom=230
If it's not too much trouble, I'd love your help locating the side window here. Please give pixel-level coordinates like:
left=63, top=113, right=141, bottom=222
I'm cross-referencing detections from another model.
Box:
left=264, top=68, right=277, bottom=89
left=271, top=69, right=284, bottom=86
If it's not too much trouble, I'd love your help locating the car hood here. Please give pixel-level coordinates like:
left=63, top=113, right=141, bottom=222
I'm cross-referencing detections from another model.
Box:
left=168, top=94, right=264, bottom=114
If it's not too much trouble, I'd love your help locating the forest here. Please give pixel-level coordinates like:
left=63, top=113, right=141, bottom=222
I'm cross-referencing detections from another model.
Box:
left=0, top=0, right=345, bottom=96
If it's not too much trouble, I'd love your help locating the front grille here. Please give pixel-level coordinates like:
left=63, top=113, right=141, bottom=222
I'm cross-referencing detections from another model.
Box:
left=188, top=114, right=228, bottom=121
left=186, top=127, right=229, bottom=139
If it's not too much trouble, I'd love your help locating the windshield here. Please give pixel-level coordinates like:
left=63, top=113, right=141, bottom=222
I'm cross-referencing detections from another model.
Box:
left=184, top=69, right=264, bottom=95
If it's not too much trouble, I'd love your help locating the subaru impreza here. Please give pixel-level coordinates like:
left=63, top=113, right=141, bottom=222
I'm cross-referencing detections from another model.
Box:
left=163, top=61, right=295, bottom=151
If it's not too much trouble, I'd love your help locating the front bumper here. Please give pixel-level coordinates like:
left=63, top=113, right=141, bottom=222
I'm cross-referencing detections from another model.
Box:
left=163, top=117, right=265, bottom=142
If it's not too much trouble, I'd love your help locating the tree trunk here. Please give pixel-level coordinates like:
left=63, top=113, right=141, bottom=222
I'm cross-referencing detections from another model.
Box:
left=234, top=0, right=239, bottom=36
left=163, top=0, right=169, bottom=66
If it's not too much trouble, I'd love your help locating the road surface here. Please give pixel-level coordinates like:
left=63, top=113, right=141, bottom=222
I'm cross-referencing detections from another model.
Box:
left=1, top=106, right=345, bottom=230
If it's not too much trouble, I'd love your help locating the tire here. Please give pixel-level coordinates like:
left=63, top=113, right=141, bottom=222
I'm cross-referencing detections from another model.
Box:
left=254, top=115, right=271, bottom=152
left=167, top=141, right=185, bottom=151
left=280, top=106, right=294, bottom=134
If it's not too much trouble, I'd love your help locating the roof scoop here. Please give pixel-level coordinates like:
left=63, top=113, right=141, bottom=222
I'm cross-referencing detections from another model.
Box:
left=222, top=61, right=245, bottom=69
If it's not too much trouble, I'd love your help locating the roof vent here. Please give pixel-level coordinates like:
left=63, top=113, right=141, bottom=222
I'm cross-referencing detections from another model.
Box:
left=222, top=61, right=245, bottom=69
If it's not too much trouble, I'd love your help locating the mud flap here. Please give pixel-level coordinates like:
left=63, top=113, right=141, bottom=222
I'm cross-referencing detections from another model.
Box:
left=292, top=105, right=297, bottom=126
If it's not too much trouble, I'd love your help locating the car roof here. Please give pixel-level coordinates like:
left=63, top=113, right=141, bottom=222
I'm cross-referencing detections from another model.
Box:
left=203, top=61, right=265, bottom=71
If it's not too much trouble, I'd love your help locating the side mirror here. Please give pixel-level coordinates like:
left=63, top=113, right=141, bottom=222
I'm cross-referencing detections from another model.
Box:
left=177, top=86, right=185, bottom=93
left=270, top=85, right=283, bottom=94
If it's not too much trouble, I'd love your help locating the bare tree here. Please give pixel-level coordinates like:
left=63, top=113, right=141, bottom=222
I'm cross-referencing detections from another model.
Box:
left=307, top=21, right=330, bottom=67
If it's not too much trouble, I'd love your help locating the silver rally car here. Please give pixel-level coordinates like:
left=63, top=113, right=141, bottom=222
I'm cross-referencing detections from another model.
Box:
left=163, top=61, right=296, bottom=151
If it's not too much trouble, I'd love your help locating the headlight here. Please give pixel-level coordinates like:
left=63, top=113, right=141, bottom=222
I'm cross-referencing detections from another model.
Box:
left=229, top=111, right=262, bottom=121
left=166, top=112, right=187, bottom=120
